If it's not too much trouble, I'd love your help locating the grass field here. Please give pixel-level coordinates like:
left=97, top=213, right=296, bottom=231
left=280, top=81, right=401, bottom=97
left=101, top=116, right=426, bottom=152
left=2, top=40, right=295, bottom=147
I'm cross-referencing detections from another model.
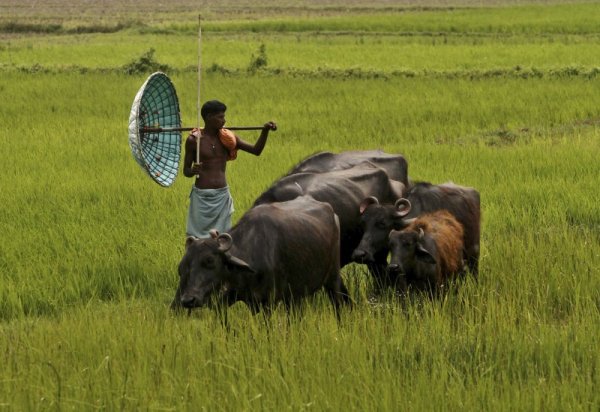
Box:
left=1, top=1, right=599, bottom=410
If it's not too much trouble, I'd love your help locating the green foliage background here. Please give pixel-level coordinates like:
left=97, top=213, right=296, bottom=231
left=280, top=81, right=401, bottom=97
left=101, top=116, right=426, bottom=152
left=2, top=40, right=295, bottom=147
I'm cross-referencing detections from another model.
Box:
left=0, top=1, right=598, bottom=410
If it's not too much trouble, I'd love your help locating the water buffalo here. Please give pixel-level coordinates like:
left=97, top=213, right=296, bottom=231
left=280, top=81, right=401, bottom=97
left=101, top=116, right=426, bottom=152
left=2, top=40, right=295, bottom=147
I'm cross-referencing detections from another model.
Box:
left=253, top=161, right=406, bottom=283
left=388, top=210, right=464, bottom=295
left=174, top=196, right=350, bottom=313
left=287, top=150, right=409, bottom=187
left=352, top=181, right=480, bottom=277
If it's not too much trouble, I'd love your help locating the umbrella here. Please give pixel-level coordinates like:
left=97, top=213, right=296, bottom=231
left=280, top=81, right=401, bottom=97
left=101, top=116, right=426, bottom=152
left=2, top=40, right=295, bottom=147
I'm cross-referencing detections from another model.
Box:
left=128, top=72, right=182, bottom=187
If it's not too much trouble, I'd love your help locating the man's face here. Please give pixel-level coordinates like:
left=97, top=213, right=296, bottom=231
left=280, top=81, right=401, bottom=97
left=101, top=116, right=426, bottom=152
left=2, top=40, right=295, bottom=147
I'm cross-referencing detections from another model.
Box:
left=206, top=111, right=226, bottom=129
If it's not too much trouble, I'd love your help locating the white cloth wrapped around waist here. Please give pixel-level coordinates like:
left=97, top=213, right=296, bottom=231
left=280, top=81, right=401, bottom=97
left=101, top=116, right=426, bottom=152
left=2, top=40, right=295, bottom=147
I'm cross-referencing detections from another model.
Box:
left=186, top=186, right=235, bottom=238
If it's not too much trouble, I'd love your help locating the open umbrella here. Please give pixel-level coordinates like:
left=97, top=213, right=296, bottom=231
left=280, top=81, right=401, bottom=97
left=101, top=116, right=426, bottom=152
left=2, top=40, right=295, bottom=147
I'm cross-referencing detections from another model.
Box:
left=128, top=72, right=182, bottom=187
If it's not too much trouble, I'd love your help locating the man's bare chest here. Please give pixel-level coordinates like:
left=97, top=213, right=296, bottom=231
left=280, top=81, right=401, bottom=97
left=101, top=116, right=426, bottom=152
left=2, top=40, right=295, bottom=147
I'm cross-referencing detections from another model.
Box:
left=199, top=134, right=228, bottom=159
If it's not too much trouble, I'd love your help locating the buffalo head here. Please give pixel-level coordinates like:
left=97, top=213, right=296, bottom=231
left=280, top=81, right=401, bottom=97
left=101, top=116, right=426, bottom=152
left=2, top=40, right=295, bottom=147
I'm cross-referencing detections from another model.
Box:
left=387, top=227, right=437, bottom=278
left=351, top=197, right=413, bottom=263
left=177, top=230, right=253, bottom=309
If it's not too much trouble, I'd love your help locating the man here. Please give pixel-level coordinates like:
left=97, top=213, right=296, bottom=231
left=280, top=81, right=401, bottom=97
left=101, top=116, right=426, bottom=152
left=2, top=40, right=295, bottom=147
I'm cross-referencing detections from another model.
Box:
left=183, top=100, right=277, bottom=238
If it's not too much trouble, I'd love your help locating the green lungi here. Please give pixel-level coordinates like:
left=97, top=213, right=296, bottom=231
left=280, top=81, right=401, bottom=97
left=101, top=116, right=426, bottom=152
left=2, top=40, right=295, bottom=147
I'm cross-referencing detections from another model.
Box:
left=186, top=186, right=235, bottom=238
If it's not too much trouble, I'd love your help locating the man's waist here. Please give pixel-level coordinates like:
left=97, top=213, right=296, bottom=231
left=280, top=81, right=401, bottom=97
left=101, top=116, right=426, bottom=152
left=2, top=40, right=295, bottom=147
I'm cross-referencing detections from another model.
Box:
left=193, top=184, right=229, bottom=192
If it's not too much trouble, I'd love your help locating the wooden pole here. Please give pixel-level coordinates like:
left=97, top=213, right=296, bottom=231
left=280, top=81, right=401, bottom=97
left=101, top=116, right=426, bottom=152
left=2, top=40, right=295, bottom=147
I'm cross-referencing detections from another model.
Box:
left=196, top=14, right=202, bottom=176
left=141, top=126, right=265, bottom=133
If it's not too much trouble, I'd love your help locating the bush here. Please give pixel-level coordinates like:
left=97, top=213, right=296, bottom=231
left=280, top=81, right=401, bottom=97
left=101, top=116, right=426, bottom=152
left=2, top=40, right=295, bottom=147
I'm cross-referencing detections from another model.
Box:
left=122, top=48, right=171, bottom=75
left=247, top=44, right=268, bottom=73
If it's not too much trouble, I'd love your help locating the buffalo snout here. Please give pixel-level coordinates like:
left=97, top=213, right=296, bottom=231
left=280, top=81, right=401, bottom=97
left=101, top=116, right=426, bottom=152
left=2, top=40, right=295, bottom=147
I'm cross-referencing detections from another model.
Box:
left=387, top=263, right=402, bottom=273
left=180, top=294, right=198, bottom=308
left=352, top=248, right=374, bottom=263
left=180, top=290, right=213, bottom=308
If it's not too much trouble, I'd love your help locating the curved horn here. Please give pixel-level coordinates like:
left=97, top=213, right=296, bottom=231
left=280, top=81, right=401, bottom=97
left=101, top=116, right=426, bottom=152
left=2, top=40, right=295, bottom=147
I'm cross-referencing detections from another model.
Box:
left=217, top=233, right=233, bottom=252
left=359, top=196, right=379, bottom=214
left=418, top=227, right=425, bottom=239
left=185, top=236, right=198, bottom=250
left=394, top=198, right=412, bottom=217
left=209, top=229, right=220, bottom=239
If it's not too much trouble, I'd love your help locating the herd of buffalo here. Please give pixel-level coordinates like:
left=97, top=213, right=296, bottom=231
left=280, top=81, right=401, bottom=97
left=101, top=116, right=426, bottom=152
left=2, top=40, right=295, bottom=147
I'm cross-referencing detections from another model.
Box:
left=171, top=150, right=481, bottom=314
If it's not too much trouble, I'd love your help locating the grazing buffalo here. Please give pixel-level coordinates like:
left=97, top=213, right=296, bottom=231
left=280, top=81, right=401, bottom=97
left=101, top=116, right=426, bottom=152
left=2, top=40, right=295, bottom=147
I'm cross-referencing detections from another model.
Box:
left=352, top=182, right=480, bottom=278
left=253, top=161, right=406, bottom=281
left=174, top=196, right=350, bottom=313
left=388, top=210, right=464, bottom=294
left=287, top=150, right=409, bottom=187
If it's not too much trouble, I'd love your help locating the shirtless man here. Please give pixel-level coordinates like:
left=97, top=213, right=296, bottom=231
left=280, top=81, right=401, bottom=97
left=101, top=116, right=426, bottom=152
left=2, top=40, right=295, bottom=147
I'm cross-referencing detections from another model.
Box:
left=183, top=100, right=277, bottom=238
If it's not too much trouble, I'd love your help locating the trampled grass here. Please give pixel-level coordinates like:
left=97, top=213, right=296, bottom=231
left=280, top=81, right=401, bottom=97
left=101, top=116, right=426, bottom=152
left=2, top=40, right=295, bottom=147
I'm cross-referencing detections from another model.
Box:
left=1, top=1, right=599, bottom=410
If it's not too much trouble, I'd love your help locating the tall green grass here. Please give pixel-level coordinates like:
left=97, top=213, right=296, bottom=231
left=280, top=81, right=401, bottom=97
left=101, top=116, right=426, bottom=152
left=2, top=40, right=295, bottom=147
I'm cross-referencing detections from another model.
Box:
left=1, top=2, right=599, bottom=410
left=1, top=293, right=597, bottom=410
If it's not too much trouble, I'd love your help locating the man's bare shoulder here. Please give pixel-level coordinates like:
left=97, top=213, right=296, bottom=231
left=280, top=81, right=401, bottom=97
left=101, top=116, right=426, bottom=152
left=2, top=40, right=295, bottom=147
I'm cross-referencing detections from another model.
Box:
left=185, top=134, right=198, bottom=148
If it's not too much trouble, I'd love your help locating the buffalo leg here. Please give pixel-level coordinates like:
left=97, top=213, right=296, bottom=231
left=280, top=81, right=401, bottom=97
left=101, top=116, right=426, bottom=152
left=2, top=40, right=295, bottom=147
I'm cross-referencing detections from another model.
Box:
left=325, top=275, right=352, bottom=322
left=367, top=250, right=394, bottom=294
left=394, top=274, right=408, bottom=296
left=467, top=255, right=479, bottom=280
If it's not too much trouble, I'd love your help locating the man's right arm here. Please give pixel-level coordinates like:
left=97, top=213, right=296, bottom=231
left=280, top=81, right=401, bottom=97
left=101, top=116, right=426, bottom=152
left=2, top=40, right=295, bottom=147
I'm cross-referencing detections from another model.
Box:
left=183, top=135, right=200, bottom=177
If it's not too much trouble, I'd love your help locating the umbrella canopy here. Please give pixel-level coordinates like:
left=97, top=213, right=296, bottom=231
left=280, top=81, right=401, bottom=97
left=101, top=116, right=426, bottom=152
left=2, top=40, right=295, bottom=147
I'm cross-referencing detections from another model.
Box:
left=128, top=72, right=182, bottom=187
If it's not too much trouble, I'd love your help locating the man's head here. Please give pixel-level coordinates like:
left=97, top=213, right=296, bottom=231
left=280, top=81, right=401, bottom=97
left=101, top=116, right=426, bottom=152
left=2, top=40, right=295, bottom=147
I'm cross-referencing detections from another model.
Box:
left=201, top=100, right=227, bottom=121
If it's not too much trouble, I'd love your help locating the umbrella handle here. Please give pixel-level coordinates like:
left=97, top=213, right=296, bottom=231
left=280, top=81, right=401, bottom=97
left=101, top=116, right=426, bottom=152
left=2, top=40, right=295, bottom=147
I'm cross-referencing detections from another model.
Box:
left=196, top=14, right=202, bottom=177
left=195, top=129, right=201, bottom=174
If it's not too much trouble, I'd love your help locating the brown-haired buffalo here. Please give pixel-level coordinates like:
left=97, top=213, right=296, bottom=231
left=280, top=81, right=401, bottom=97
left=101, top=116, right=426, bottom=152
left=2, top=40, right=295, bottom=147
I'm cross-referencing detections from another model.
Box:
left=388, top=210, right=464, bottom=294
left=173, top=196, right=350, bottom=314
left=352, top=182, right=480, bottom=284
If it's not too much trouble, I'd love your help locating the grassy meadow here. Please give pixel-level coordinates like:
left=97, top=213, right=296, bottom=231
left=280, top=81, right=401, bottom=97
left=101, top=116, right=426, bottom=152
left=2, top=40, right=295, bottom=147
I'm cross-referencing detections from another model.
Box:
left=1, top=1, right=599, bottom=410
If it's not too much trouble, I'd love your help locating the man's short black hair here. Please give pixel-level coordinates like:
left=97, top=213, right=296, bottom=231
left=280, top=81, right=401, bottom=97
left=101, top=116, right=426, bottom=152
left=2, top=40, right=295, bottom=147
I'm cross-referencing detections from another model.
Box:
left=201, top=100, right=227, bottom=121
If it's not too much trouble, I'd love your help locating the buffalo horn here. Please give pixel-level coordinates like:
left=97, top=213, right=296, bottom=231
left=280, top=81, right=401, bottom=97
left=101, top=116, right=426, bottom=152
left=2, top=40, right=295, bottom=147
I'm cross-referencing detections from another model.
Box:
left=217, top=233, right=233, bottom=252
left=209, top=229, right=220, bottom=239
left=418, top=227, right=425, bottom=239
left=185, top=236, right=198, bottom=250
left=394, top=198, right=412, bottom=217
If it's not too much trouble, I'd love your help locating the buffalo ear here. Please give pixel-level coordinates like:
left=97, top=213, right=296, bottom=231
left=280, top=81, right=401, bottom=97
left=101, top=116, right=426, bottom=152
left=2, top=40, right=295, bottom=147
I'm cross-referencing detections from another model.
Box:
left=359, top=196, right=379, bottom=215
left=415, top=243, right=436, bottom=265
left=185, top=236, right=198, bottom=250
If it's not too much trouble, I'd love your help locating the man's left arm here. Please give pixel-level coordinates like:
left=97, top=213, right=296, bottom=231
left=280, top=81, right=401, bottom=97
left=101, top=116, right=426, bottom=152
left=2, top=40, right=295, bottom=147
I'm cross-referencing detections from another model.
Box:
left=235, top=121, right=277, bottom=156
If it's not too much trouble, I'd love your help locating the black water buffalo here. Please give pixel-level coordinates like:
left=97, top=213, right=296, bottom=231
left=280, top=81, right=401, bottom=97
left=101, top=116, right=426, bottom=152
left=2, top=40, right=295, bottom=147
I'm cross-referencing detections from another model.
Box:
left=352, top=181, right=480, bottom=278
left=174, top=196, right=349, bottom=313
left=287, top=150, right=409, bottom=187
left=388, top=210, right=464, bottom=295
left=253, top=161, right=406, bottom=281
